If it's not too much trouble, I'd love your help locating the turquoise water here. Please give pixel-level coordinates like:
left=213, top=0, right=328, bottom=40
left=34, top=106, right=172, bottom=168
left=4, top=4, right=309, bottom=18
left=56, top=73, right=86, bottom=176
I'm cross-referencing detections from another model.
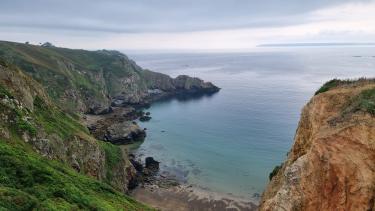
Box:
left=128, top=47, right=375, bottom=199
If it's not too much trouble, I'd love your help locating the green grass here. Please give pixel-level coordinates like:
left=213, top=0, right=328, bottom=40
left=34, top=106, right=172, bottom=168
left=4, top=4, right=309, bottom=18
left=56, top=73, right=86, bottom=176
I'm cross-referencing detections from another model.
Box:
left=15, top=117, right=36, bottom=137
left=0, top=41, right=147, bottom=114
left=0, top=93, right=36, bottom=137
left=0, top=84, right=151, bottom=210
left=315, top=78, right=375, bottom=95
left=315, top=79, right=352, bottom=95
left=0, top=42, right=154, bottom=210
left=0, top=187, right=38, bottom=210
left=315, top=78, right=375, bottom=116
left=99, top=142, right=122, bottom=183
left=33, top=96, right=88, bottom=140
left=12, top=107, right=36, bottom=136
left=0, top=84, right=68, bottom=139
left=0, top=140, right=152, bottom=211
left=0, top=84, right=12, bottom=99
left=348, top=88, right=375, bottom=115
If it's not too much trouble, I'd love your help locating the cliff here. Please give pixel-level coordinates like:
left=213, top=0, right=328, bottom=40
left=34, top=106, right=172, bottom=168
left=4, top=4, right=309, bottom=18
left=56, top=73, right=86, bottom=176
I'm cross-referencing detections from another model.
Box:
left=0, top=40, right=219, bottom=210
left=0, top=41, right=219, bottom=114
left=0, top=61, right=153, bottom=210
left=260, top=79, right=375, bottom=210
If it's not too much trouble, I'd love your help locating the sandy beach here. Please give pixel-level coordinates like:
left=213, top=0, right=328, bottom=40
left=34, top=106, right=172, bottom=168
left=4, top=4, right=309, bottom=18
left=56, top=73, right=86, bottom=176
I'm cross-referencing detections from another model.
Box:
left=130, top=184, right=258, bottom=211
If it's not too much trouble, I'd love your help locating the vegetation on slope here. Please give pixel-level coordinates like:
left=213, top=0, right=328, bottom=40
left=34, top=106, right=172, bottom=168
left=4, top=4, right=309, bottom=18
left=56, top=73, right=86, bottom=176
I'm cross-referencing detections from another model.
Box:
left=0, top=41, right=147, bottom=113
left=315, top=78, right=375, bottom=95
left=346, top=87, right=375, bottom=115
left=33, top=95, right=88, bottom=139
left=0, top=62, right=152, bottom=210
left=0, top=139, right=151, bottom=211
left=315, top=79, right=348, bottom=95
left=269, top=165, right=282, bottom=181
left=99, top=141, right=122, bottom=183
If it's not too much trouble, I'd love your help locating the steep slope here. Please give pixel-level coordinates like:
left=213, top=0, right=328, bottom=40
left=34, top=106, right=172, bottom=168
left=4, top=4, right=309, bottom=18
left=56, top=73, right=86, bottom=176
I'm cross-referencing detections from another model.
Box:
left=260, top=79, right=375, bottom=210
left=0, top=40, right=219, bottom=210
left=0, top=141, right=151, bottom=210
left=0, top=41, right=219, bottom=115
left=0, top=61, right=151, bottom=210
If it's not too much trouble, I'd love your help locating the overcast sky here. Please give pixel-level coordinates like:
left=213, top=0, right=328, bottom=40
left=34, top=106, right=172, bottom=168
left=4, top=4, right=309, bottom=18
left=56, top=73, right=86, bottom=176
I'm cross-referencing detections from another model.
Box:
left=1, top=0, right=375, bottom=51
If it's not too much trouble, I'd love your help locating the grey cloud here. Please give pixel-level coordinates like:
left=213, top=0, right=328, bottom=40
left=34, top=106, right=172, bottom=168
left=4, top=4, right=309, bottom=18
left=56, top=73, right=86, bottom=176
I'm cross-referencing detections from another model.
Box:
left=0, top=0, right=371, bottom=33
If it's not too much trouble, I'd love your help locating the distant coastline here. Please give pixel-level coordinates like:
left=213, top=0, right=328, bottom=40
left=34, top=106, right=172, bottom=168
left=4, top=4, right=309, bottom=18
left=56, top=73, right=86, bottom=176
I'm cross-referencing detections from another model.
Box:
left=257, top=42, right=375, bottom=47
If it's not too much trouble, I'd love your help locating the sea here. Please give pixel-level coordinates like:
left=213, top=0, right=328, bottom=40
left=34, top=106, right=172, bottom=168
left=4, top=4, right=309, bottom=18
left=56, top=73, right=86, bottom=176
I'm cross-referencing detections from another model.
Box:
left=127, top=47, right=375, bottom=200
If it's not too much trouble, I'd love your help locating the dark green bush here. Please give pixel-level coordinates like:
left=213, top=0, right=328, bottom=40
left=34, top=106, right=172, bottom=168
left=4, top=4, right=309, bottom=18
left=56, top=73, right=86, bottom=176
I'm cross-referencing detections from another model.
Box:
left=315, top=78, right=375, bottom=95
left=269, top=165, right=282, bottom=180
left=350, top=88, right=375, bottom=115
left=315, top=79, right=352, bottom=95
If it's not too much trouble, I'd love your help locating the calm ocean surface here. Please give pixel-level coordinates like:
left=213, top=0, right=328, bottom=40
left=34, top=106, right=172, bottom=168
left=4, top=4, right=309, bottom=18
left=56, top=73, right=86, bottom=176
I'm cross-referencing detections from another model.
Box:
left=128, top=47, right=375, bottom=200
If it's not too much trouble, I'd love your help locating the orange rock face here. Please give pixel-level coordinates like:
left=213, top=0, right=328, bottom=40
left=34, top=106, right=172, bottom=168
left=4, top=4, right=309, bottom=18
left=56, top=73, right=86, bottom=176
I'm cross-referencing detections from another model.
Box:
left=260, top=82, right=375, bottom=211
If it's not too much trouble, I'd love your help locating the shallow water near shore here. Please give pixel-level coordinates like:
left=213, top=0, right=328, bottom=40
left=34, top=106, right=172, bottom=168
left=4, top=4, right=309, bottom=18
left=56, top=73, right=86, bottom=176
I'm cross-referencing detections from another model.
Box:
left=128, top=47, right=375, bottom=200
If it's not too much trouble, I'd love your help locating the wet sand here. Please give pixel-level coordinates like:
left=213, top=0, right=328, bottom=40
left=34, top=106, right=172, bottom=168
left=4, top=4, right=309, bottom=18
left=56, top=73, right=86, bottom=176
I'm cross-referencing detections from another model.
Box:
left=131, top=184, right=258, bottom=211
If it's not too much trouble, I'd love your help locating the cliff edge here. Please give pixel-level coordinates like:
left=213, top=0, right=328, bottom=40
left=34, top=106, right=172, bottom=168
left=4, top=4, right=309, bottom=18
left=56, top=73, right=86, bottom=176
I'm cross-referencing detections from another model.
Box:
left=0, top=41, right=219, bottom=115
left=261, top=79, right=375, bottom=211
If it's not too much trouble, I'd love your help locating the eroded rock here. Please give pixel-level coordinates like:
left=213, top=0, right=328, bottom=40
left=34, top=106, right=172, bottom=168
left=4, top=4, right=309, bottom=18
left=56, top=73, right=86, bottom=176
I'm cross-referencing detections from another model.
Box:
left=261, top=82, right=375, bottom=211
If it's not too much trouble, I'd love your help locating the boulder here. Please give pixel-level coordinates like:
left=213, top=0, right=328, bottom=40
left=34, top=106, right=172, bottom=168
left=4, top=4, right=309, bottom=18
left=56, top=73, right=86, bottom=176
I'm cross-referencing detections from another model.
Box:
left=105, top=122, right=146, bottom=144
left=145, top=157, right=160, bottom=171
left=139, top=116, right=152, bottom=122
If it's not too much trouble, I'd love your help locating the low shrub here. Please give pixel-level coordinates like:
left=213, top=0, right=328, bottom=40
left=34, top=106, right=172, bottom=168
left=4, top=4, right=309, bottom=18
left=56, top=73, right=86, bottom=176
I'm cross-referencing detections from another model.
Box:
left=269, top=165, right=282, bottom=180
left=349, top=88, right=375, bottom=115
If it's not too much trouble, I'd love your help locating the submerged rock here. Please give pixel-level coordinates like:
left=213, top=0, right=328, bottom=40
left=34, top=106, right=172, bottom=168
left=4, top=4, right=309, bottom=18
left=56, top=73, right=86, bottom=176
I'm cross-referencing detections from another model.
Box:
left=139, top=116, right=152, bottom=122
left=145, top=157, right=160, bottom=171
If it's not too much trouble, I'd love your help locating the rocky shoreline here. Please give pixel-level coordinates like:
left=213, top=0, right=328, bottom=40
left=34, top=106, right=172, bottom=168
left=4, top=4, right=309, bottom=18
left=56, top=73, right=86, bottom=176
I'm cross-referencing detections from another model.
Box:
left=84, top=106, right=146, bottom=145
left=130, top=173, right=258, bottom=211
left=0, top=41, right=224, bottom=210
left=82, top=80, right=221, bottom=191
left=84, top=85, right=219, bottom=145
left=81, top=85, right=260, bottom=211
left=123, top=150, right=258, bottom=211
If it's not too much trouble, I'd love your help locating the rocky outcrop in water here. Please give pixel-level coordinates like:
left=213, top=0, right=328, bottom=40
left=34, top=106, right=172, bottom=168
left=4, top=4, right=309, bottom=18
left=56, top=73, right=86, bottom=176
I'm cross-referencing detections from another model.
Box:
left=145, top=157, right=160, bottom=173
left=141, top=71, right=220, bottom=103
left=260, top=79, right=375, bottom=211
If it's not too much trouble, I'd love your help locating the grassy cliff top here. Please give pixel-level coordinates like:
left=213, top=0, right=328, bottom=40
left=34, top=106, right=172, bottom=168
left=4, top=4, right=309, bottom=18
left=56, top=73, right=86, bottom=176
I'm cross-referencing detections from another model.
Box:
left=0, top=55, right=153, bottom=210
left=315, top=78, right=375, bottom=115
left=0, top=41, right=147, bottom=113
